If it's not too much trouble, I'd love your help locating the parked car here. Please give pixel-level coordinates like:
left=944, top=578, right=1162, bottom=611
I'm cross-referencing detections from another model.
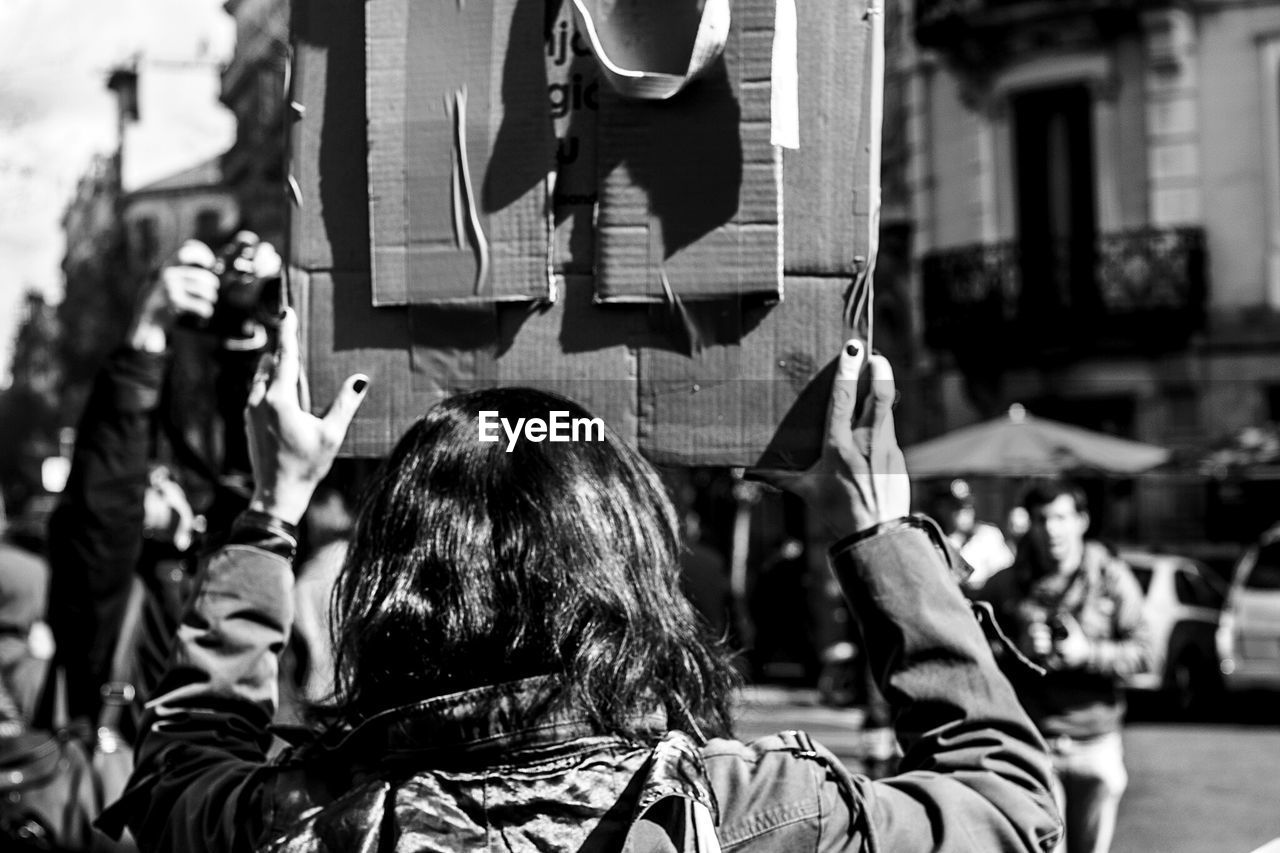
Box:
left=1217, top=528, right=1280, bottom=692
left=1119, top=550, right=1226, bottom=714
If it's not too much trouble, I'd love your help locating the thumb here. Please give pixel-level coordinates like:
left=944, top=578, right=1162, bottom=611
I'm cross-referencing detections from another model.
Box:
left=321, top=374, right=370, bottom=441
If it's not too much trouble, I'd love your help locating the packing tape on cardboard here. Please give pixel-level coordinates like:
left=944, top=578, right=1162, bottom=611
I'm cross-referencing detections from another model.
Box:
left=570, top=0, right=730, bottom=100
left=771, top=0, right=798, bottom=149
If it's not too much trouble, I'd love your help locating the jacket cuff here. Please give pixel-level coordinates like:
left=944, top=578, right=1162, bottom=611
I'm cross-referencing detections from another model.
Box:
left=829, top=514, right=973, bottom=585
left=228, top=510, right=299, bottom=561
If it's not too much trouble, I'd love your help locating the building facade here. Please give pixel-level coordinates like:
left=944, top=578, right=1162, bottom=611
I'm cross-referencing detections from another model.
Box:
left=123, top=157, right=240, bottom=272
left=903, top=0, right=1280, bottom=540
left=221, top=0, right=290, bottom=246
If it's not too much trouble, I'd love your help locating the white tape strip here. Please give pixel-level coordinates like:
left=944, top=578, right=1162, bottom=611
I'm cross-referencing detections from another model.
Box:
left=771, top=0, right=799, bottom=149
left=570, top=0, right=731, bottom=100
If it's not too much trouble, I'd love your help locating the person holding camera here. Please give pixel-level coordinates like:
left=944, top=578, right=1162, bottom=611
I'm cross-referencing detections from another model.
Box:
left=44, top=236, right=279, bottom=728
left=98, top=321, right=1061, bottom=853
left=978, top=482, right=1152, bottom=853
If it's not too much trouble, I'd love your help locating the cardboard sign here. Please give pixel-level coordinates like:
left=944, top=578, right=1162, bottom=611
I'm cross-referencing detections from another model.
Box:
left=290, top=0, right=876, bottom=465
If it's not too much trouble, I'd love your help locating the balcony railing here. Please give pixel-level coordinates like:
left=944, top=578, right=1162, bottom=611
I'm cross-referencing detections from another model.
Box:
left=922, top=227, right=1206, bottom=363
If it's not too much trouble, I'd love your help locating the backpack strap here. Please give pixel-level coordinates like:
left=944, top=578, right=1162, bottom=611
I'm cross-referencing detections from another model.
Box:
left=774, top=729, right=819, bottom=758
left=769, top=729, right=854, bottom=779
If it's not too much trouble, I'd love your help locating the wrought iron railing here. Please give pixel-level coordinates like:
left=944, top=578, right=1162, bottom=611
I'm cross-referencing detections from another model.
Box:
left=1095, top=227, right=1205, bottom=312
left=922, top=227, right=1206, bottom=361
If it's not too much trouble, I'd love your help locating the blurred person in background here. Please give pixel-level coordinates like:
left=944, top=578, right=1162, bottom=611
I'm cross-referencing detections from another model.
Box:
left=289, top=482, right=355, bottom=705
left=99, top=328, right=1060, bottom=853
left=1007, top=506, right=1032, bottom=543
left=935, top=478, right=1014, bottom=591
left=42, top=235, right=278, bottom=731
left=0, top=494, right=52, bottom=732
left=978, top=480, right=1152, bottom=853
left=677, top=509, right=731, bottom=641
left=749, top=536, right=817, bottom=682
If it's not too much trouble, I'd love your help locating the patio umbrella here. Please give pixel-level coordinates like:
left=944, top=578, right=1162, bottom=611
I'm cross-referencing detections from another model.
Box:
left=904, top=404, right=1171, bottom=478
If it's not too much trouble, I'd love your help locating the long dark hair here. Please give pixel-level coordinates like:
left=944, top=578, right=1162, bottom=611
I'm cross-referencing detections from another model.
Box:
left=325, top=388, right=738, bottom=741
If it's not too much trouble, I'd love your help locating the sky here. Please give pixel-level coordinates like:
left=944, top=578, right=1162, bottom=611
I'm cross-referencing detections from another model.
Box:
left=0, top=0, right=235, bottom=386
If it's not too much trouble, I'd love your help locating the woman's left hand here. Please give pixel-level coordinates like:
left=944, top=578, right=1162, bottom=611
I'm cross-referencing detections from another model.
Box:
left=752, top=341, right=910, bottom=540
left=245, top=308, right=369, bottom=525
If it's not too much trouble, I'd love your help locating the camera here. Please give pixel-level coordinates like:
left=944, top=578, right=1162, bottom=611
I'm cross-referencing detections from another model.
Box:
left=190, top=231, right=284, bottom=342
left=1019, top=605, right=1071, bottom=661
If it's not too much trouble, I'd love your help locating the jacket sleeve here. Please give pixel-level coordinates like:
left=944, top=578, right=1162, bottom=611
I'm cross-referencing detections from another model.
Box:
left=817, top=519, right=1062, bottom=853
left=1084, top=559, right=1154, bottom=679
left=96, top=523, right=296, bottom=853
left=45, top=347, right=166, bottom=723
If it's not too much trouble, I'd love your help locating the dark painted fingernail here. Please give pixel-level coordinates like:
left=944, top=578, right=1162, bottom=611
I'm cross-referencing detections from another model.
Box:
left=846, top=342, right=861, bottom=357
left=353, top=378, right=368, bottom=393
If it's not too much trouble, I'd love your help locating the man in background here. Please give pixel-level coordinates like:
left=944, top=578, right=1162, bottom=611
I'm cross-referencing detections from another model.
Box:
left=980, top=480, right=1152, bottom=853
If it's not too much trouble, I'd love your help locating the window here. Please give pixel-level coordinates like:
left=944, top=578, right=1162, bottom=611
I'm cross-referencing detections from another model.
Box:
left=1245, top=544, right=1280, bottom=591
left=1174, top=567, right=1223, bottom=608
left=135, top=217, right=158, bottom=267
left=194, top=208, right=223, bottom=246
left=1012, top=84, right=1097, bottom=315
left=1266, top=384, right=1280, bottom=423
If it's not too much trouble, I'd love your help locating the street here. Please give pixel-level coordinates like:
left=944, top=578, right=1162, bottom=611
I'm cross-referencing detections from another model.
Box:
left=735, top=688, right=1280, bottom=853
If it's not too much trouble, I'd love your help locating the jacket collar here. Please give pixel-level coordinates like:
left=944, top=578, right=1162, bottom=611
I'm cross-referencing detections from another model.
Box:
left=271, top=676, right=721, bottom=835
left=314, top=675, right=670, bottom=767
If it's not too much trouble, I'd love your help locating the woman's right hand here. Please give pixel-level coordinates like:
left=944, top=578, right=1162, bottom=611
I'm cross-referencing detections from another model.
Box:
left=245, top=308, right=369, bottom=525
left=753, top=340, right=911, bottom=540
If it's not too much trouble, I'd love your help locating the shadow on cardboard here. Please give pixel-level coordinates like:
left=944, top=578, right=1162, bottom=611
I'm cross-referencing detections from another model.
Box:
left=569, top=55, right=743, bottom=267
left=750, top=355, right=840, bottom=473
left=294, top=0, right=373, bottom=272
left=485, top=0, right=555, bottom=215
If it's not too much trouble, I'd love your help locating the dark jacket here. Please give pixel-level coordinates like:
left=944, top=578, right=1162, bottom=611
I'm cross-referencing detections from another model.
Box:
left=979, top=542, right=1153, bottom=739
left=45, top=342, right=262, bottom=726
left=101, top=517, right=1062, bottom=853
left=46, top=347, right=167, bottom=723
